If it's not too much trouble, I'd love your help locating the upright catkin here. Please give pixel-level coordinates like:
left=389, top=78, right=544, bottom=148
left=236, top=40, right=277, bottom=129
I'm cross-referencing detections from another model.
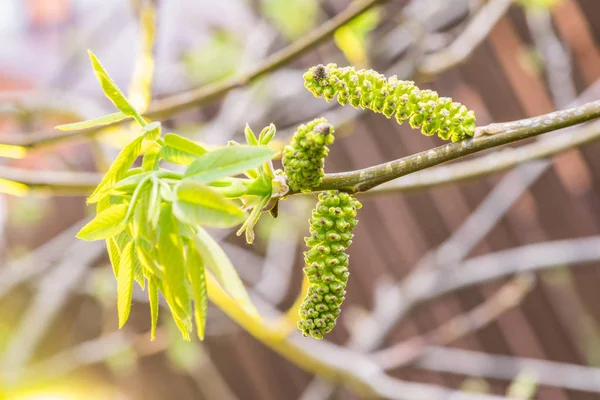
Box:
left=298, top=190, right=361, bottom=339
left=282, top=118, right=334, bottom=192
left=304, top=64, right=476, bottom=142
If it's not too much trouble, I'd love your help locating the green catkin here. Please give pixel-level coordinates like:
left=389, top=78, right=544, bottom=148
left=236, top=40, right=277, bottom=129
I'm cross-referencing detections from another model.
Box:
left=303, top=64, right=476, bottom=142
left=298, top=190, right=361, bottom=339
left=282, top=118, right=335, bottom=192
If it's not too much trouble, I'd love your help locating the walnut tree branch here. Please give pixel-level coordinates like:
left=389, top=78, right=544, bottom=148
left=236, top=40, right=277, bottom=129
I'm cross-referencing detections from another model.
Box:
left=296, top=99, right=600, bottom=195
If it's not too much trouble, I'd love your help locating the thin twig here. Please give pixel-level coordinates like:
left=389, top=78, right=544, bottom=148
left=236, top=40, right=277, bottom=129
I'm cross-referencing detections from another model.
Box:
left=374, top=275, right=535, bottom=369
left=413, top=346, right=600, bottom=393
left=0, top=0, right=385, bottom=149
left=417, top=0, right=514, bottom=77
left=0, top=240, right=104, bottom=383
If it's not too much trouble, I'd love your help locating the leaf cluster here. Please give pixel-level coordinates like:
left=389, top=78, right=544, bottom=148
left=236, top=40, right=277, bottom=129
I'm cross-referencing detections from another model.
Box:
left=68, top=51, right=279, bottom=340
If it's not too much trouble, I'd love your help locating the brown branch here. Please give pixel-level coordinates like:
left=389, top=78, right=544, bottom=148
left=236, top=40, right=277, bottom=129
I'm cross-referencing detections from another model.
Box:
left=362, top=123, right=600, bottom=196
left=292, top=100, right=600, bottom=195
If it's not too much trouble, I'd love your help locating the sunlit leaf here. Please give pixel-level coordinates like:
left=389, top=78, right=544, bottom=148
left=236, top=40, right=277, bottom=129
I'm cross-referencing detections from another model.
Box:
left=173, top=180, right=246, bottom=228
left=108, top=231, right=132, bottom=278
left=160, top=146, right=198, bottom=166
left=142, top=121, right=161, bottom=141
left=0, top=178, right=29, bottom=197
left=77, top=204, right=128, bottom=241
left=117, top=241, right=135, bottom=328
left=88, top=50, right=144, bottom=124
left=148, top=276, right=160, bottom=341
left=55, top=112, right=131, bottom=131
left=164, top=133, right=207, bottom=156
left=157, top=204, right=192, bottom=339
left=193, top=227, right=259, bottom=317
left=111, top=171, right=153, bottom=195
left=184, top=146, right=277, bottom=183
left=186, top=247, right=208, bottom=340
left=88, top=135, right=144, bottom=204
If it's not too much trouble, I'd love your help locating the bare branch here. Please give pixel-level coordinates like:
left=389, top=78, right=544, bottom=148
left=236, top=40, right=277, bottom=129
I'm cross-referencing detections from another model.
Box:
left=294, top=100, right=600, bottom=195
left=0, top=0, right=385, bottom=149
left=374, top=275, right=535, bottom=369
left=417, top=0, right=513, bottom=76
left=414, top=346, right=600, bottom=393
left=363, top=122, right=600, bottom=196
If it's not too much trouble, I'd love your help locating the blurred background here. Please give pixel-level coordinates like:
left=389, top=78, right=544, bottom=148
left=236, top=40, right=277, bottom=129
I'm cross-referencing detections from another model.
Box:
left=1, top=0, right=600, bottom=399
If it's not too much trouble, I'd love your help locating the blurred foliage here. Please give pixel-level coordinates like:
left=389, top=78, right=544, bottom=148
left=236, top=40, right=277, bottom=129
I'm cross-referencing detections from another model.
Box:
left=184, top=31, right=243, bottom=84
left=459, top=377, right=490, bottom=394
left=166, top=320, right=201, bottom=373
left=506, top=371, right=538, bottom=399
left=518, top=0, right=561, bottom=9
left=261, top=0, right=318, bottom=40
left=334, top=7, right=380, bottom=68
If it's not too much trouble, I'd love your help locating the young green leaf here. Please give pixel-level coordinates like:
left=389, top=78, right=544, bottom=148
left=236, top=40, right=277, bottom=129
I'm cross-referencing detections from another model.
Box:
left=107, top=231, right=132, bottom=277
left=236, top=195, right=269, bottom=244
left=160, top=146, right=199, bottom=166
left=148, top=277, right=159, bottom=341
left=133, top=251, right=145, bottom=290
left=157, top=204, right=192, bottom=336
left=77, top=204, right=128, bottom=241
left=55, top=111, right=131, bottom=131
left=173, top=180, right=246, bottom=228
left=184, top=146, right=277, bottom=184
left=117, top=241, right=135, bottom=328
left=142, top=142, right=161, bottom=172
left=88, top=135, right=144, bottom=204
left=193, top=227, right=259, bottom=317
left=164, top=133, right=207, bottom=156
left=111, top=171, right=153, bottom=195
left=186, top=247, right=208, bottom=340
left=88, top=50, right=145, bottom=125
left=143, top=121, right=161, bottom=140
left=147, top=178, right=161, bottom=229
left=244, top=124, right=259, bottom=146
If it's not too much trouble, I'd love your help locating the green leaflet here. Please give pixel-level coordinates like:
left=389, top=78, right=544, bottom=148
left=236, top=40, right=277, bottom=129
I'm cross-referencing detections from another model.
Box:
left=107, top=231, right=132, bottom=278
left=77, top=204, right=128, bottom=241
left=110, top=172, right=153, bottom=195
left=173, top=180, right=246, bottom=228
left=117, top=241, right=135, bottom=328
left=282, top=118, right=334, bottom=192
left=184, top=146, right=277, bottom=184
left=142, top=121, right=161, bottom=140
left=164, top=133, right=207, bottom=156
left=298, top=190, right=361, bottom=339
left=159, top=133, right=207, bottom=166
left=157, top=204, right=192, bottom=339
left=88, top=135, right=144, bottom=204
left=142, top=142, right=161, bottom=172
left=186, top=246, right=208, bottom=340
left=148, top=277, right=159, bottom=341
left=55, top=111, right=131, bottom=131
left=304, top=64, right=476, bottom=142
left=193, top=227, right=259, bottom=317
left=88, top=50, right=145, bottom=125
